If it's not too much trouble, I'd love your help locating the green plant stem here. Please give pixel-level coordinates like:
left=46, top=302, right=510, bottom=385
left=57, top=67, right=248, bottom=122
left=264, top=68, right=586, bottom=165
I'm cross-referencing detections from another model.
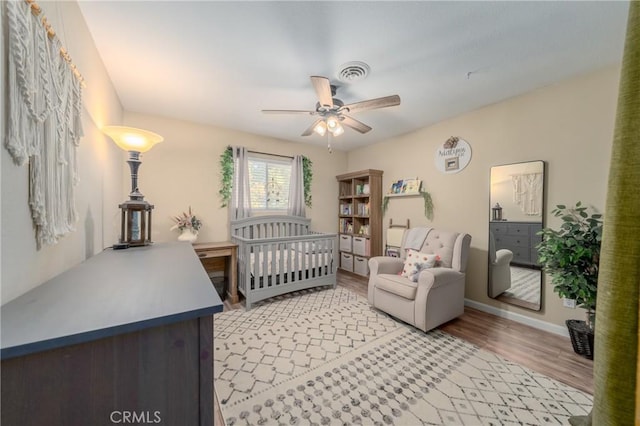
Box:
left=302, top=156, right=313, bottom=208
left=421, top=191, right=434, bottom=221
left=219, top=146, right=233, bottom=207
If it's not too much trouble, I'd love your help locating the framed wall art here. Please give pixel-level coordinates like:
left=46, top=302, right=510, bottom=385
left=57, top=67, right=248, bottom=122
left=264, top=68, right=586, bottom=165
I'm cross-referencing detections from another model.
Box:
left=435, top=136, right=472, bottom=174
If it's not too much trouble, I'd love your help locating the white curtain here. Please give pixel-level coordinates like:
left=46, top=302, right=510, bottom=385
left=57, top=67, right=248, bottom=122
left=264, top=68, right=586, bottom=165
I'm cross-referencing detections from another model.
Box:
left=231, top=146, right=252, bottom=219
left=287, top=155, right=306, bottom=217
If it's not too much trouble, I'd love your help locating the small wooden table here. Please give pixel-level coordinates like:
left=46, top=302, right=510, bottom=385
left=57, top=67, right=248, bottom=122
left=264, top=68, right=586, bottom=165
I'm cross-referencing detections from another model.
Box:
left=193, top=241, right=239, bottom=304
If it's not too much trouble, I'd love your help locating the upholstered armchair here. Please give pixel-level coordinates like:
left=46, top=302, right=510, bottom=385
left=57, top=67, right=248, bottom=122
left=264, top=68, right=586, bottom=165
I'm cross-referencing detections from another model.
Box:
left=368, top=228, right=472, bottom=332
left=488, top=231, right=514, bottom=297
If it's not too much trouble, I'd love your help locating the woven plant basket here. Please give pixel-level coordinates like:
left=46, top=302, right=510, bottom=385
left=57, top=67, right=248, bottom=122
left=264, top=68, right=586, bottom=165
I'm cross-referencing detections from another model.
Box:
left=566, top=319, right=594, bottom=360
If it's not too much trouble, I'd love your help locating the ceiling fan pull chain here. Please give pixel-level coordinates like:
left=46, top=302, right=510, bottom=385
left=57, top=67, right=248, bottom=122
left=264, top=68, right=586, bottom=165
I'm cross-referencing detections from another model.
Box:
left=327, top=132, right=332, bottom=154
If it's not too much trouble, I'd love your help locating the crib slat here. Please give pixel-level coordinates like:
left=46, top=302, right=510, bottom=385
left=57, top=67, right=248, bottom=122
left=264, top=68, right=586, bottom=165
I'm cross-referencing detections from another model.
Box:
left=301, top=239, right=307, bottom=280
left=255, top=245, right=262, bottom=289
left=278, top=242, right=285, bottom=286
left=288, top=241, right=294, bottom=283
left=294, top=240, right=300, bottom=282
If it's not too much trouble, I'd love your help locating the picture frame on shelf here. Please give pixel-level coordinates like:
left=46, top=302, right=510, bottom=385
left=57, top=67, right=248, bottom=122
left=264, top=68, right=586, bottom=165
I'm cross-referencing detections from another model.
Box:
left=403, top=178, right=422, bottom=194
left=390, top=179, right=404, bottom=194
left=389, top=177, right=422, bottom=195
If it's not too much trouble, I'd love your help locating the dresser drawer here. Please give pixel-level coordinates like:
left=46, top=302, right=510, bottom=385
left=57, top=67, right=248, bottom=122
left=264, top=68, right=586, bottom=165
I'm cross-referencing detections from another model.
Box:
left=499, top=234, right=530, bottom=249
left=507, top=223, right=531, bottom=235
left=490, top=222, right=508, bottom=234
left=511, top=248, right=531, bottom=264
left=494, top=234, right=530, bottom=249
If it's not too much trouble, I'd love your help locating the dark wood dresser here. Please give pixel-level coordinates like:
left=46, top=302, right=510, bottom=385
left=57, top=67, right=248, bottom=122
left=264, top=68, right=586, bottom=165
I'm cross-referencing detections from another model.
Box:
left=490, top=221, right=543, bottom=266
left=1, top=242, right=222, bottom=426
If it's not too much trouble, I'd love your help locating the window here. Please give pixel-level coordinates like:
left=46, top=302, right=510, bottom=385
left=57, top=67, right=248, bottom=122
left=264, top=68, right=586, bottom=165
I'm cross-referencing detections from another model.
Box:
left=248, top=154, right=292, bottom=210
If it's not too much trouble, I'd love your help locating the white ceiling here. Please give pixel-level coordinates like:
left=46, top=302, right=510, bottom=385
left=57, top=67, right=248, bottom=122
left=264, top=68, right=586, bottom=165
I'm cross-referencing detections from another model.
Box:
left=78, top=1, right=630, bottom=151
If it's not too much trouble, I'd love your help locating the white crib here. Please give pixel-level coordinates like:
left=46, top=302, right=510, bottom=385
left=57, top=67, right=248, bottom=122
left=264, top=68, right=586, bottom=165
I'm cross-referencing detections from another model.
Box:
left=230, top=215, right=337, bottom=309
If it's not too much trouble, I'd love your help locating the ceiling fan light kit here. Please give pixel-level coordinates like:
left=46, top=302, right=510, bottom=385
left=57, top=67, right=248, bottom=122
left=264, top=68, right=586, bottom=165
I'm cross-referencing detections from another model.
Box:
left=262, top=75, right=400, bottom=151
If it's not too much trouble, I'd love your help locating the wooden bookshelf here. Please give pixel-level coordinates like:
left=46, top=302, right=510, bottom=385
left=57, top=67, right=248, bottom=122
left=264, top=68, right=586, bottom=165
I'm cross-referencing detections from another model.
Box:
left=336, top=169, right=383, bottom=276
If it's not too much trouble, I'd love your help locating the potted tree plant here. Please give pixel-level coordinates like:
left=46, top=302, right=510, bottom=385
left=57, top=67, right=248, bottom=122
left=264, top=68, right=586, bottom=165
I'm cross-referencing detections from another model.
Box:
left=536, top=202, right=603, bottom=359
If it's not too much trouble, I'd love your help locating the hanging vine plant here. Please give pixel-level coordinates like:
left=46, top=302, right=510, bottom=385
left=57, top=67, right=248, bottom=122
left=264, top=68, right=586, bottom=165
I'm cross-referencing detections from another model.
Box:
left=421, top=191, right=434, bottom=221
left=382, top=190, right=434, bottom=221
left=302, top=155, right=313, bottom=207
left=218, top=146, right=233, bottom=207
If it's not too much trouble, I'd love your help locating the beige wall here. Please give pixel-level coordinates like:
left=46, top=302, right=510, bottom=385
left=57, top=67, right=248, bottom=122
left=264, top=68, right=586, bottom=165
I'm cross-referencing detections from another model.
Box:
left=1, top=1, right=124, bottom=303
left=0, top=1, right=619, bottom=332
left=0, top=0, right=345, bottom=304
left=347, top=65, right=619, bottom=328
left=122, top=112, right=348, bottom=244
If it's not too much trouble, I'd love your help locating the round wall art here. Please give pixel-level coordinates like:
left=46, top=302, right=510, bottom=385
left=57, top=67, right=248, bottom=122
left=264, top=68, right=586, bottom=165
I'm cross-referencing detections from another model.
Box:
left=435, top=136, right=472, bottom=174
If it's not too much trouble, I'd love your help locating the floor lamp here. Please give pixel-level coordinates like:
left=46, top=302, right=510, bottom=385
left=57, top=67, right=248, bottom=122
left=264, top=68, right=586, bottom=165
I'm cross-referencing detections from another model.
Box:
left=103, top=125, right=163, bottom=249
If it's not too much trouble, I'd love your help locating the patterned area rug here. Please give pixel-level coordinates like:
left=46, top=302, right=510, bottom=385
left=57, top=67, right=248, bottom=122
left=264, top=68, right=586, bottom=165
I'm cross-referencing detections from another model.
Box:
left=503, top=266, right=541, bottom=305
left=214, top=287, right=591, bottom=425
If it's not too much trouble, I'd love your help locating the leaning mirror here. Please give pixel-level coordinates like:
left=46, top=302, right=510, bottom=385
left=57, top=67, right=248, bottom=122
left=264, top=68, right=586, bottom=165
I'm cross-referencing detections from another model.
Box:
left=488, top=160, right=545, bottom=311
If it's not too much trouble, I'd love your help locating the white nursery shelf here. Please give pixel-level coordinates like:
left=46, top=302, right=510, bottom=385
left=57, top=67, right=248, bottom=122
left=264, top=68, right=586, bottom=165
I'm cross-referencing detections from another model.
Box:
left=384, top=192, right=422, bottom=198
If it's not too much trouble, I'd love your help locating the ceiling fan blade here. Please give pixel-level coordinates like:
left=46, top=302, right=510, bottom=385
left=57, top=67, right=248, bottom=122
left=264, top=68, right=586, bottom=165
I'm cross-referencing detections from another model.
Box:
left=301, top=118, right=323, bottom=136
left=342, top=95, right=401, bottom=114
left=341, top=115, right=372, bottom=134
left=310, top=76, right=334, bottom=108
left=262, top=109, right=315, bottom=115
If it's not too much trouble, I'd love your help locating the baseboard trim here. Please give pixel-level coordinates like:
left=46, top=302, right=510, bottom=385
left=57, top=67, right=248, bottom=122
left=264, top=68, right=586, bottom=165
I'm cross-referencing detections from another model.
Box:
left=464, top=299, right=569, bottom=337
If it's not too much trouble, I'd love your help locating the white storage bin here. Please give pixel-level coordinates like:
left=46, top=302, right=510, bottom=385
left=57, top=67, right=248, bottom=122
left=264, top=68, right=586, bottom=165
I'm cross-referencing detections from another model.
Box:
left=339, top=234, right=352, bottom=252
left=352, top=237, right=370, bottom=257
left=341, top=252, right=354, bottom=272
left=353, top=256, right=369, bottom=276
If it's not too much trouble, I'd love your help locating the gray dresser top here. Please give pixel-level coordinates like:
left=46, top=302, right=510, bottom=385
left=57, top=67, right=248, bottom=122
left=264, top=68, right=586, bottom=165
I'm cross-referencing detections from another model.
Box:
left=1, top=242, right=222, bottom=359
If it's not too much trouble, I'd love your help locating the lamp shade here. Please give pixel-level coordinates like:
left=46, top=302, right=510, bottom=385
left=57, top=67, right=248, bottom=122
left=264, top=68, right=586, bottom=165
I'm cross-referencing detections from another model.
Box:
left=103, top=126, right=163, bottom=153
left=331, top=122, right=345, bottom=136
left=314, top=120, right=327, bottom=136
left=326, top=117, right=340, bottom=131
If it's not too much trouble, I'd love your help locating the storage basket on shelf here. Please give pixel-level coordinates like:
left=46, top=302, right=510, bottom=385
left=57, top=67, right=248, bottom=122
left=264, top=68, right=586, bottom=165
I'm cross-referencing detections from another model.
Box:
left=566, top=319, right=594, bottom=360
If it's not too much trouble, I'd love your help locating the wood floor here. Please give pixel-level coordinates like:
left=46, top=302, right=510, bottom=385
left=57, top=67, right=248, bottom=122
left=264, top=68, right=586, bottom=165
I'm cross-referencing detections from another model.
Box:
left=214, top=270, right=594, bottom=424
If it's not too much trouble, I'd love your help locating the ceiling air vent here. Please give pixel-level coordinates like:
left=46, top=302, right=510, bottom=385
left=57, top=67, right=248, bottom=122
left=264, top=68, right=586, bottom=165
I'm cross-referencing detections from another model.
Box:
left=337, top=61, right=370, bottom=83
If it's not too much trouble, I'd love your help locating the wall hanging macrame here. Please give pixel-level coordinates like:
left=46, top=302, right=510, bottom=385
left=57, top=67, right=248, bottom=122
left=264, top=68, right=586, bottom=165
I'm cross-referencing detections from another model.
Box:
left=5, top=0, right=84, bottom=248
left=511, top=172, right=543, bottom=215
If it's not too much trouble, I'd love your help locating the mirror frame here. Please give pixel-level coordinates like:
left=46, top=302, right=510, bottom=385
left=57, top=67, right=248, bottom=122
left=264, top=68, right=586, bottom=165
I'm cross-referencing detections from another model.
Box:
left=488, top=160, right=546, bottom=311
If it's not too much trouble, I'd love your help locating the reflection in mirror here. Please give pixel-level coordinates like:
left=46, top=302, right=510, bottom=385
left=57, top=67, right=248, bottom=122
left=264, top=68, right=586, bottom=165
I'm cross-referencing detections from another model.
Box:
left=488, top=161, right=545, bottom=311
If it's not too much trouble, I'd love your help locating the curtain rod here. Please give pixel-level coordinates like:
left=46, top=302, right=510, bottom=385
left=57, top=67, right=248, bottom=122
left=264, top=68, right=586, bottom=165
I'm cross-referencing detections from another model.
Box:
left=23, top=0, right=86, bottom=87
left=248, top=150, right=294, bottom=160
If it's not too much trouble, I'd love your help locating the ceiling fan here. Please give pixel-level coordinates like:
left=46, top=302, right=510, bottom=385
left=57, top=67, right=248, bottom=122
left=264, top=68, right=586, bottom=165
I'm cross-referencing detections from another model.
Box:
left=262, top=76, right=401, bottom=140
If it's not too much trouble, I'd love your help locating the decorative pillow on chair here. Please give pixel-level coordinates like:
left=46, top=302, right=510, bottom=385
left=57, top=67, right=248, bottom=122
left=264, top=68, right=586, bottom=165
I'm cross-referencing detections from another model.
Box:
left=401, top=250, right=439, bottom=282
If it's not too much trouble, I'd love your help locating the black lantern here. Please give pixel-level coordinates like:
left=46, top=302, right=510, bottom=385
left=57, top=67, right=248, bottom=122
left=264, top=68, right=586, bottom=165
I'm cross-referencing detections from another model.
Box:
left=103, top=126, right=163, bottom=249
left=492, top=203, right=503, bottom=221
left=119, top=198, right=154, bottom=247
